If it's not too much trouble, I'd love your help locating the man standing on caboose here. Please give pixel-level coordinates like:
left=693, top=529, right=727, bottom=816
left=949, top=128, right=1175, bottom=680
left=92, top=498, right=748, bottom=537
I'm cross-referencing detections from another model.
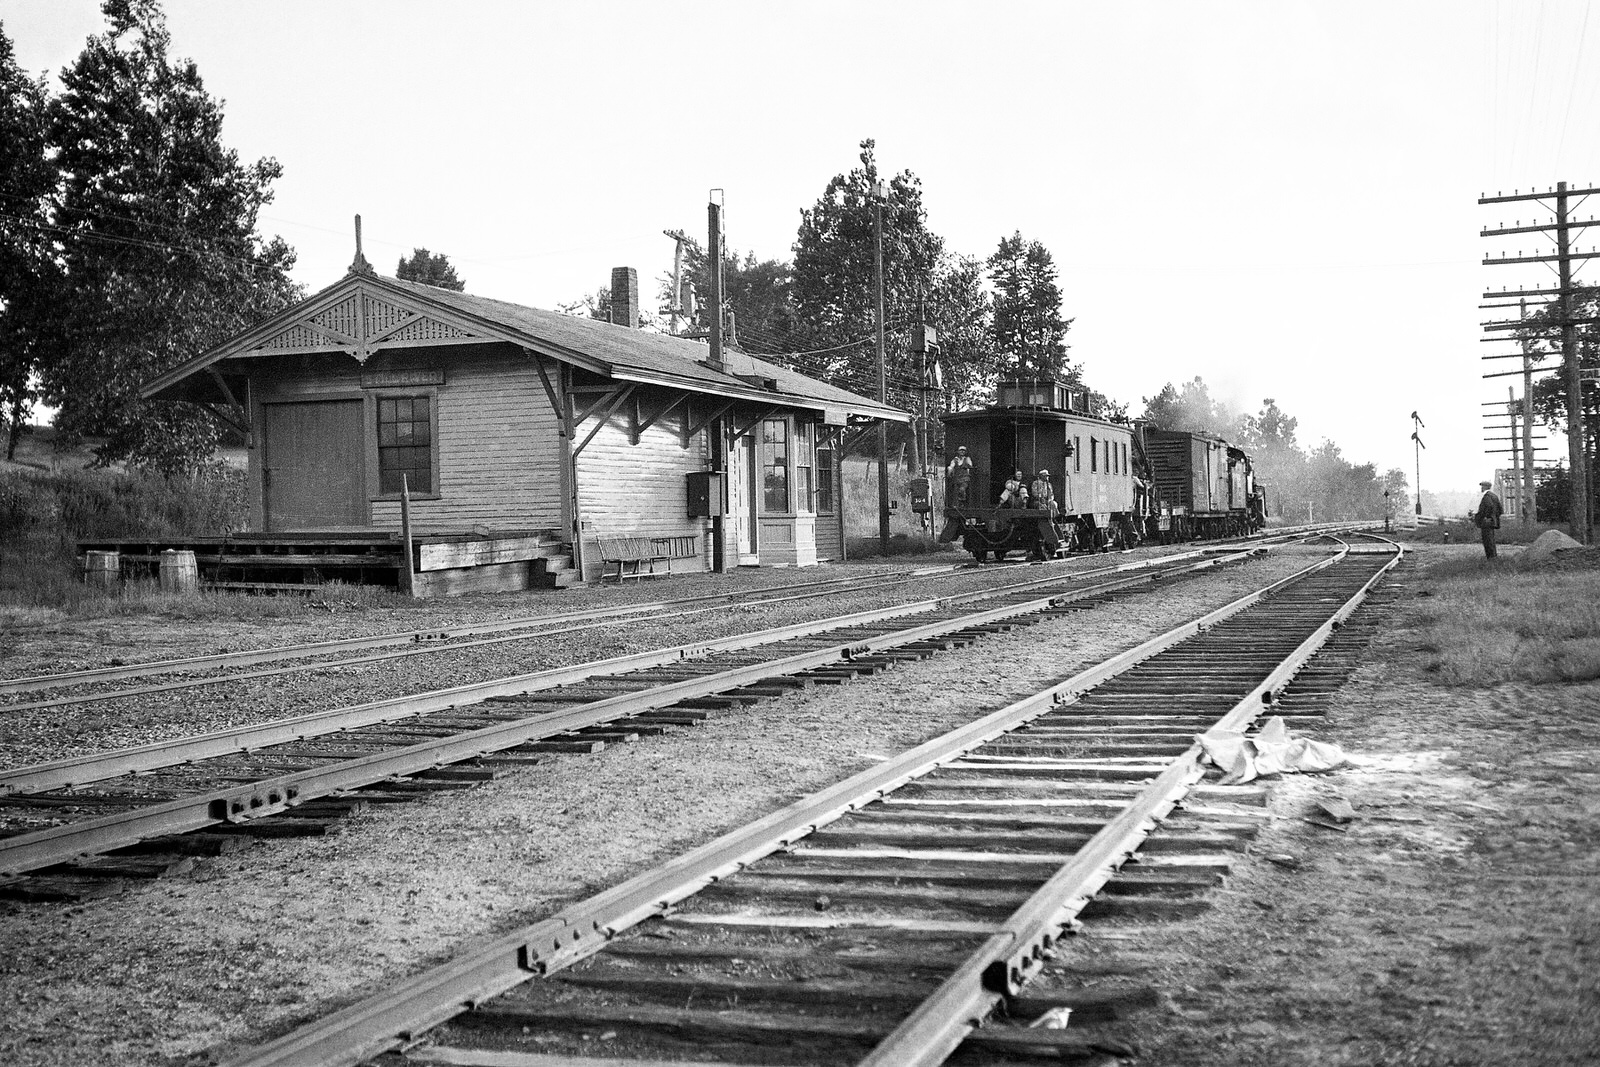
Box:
left=1473, top=479, right=1504, bottom=559
left=1030, top=470, right=1057, bottom=518
left=946, top=445, right=974, bottom=508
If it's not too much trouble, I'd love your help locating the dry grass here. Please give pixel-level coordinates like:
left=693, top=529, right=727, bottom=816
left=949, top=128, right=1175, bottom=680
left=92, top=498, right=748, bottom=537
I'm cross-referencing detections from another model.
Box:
left=1407, top=551, right=1600, bottom=685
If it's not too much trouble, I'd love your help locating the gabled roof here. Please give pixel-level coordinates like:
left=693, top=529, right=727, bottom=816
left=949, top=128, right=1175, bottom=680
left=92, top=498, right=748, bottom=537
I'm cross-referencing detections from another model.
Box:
left=142, top=271, right=907, bottom=423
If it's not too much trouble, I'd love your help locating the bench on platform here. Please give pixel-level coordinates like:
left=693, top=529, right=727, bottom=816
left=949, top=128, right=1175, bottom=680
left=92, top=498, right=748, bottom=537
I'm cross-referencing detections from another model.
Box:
left=594, top=535, right=696, bottom=582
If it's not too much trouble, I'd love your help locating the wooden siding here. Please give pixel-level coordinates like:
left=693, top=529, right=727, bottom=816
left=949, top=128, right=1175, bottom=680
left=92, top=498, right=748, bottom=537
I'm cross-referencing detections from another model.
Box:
left=244, top=345, right=563, bottom=534
left=575, top=412, right=713, bottom=582
left=370, top=348, right=562, bottom=532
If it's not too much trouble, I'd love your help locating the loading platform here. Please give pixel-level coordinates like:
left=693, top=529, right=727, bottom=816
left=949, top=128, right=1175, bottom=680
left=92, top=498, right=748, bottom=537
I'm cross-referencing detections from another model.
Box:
left=75, top=530, right=577, bottom=596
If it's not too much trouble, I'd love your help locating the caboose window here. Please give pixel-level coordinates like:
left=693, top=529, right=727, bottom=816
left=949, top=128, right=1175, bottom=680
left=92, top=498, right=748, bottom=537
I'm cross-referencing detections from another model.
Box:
left=1074, top=437, right=1081, bottom=473
left=1090, top=437, right=1097, bottom=473
left=1122, top=442, right=1129, bottom=473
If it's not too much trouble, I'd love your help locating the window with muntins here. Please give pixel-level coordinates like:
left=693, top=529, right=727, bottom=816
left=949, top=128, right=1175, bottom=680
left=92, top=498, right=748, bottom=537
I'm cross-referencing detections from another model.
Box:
left=795, top=423, right=814, bottom=512
left=762, top=418, right=789, bottom=513
left=378, top=396, right=432, bottom=494
left=815, top=442, right=835, bottom=514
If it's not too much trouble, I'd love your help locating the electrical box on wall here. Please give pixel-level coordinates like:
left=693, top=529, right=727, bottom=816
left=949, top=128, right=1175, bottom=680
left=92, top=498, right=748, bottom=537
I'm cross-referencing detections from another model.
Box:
left=686, top=471, right=725, bottom=517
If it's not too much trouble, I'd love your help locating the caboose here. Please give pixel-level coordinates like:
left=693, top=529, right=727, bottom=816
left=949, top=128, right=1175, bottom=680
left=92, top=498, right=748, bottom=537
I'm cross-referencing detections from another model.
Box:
left=938, top=378, right=1143, bottom=561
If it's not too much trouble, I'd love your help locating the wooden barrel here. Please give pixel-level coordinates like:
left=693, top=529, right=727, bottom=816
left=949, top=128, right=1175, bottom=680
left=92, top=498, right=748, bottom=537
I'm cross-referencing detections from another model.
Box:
left=82, top=550, right=120, bottom=589
left=158, top=549, right=199, bottom=594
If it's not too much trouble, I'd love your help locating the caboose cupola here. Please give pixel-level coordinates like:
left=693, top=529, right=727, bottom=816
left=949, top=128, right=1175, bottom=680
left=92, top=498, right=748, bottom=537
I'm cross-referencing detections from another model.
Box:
left=996, top=377, right=1089, bottom=414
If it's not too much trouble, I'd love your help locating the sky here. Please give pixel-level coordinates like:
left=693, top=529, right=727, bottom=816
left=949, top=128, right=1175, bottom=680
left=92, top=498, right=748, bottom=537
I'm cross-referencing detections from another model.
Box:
left=5, top=0, right=1598, bottom=495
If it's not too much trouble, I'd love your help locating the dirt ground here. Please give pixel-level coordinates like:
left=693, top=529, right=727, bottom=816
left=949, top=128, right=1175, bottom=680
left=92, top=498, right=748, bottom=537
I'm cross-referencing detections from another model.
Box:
left=1, top=542, right=1596, bottom=1065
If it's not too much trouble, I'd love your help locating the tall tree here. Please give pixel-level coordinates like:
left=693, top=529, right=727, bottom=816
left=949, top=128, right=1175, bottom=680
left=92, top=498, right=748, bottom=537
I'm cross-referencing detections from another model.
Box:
left=792, top=139, right=944, bottom=405
left=926, top=253, right=996, bottom=413
left=987, top=231, right=1073, bottom=381
left=396, top=247, right=465, bottom=291
left=0, top=22, right=58, bottom=460
left=1139, top=377, right=1236, bottom=434
left=40, top=0, right=299, bottom=472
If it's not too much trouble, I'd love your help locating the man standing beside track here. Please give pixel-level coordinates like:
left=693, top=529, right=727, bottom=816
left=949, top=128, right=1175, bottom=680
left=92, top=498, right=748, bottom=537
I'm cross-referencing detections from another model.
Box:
left=1474, top=479, right=1504, bottom=559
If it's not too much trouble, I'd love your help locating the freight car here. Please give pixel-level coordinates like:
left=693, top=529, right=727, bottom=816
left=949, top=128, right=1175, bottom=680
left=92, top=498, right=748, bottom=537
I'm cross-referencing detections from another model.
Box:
left=937, top=378, right=1145, bottom=561
left=1138, top=428, right=1267, bottom=541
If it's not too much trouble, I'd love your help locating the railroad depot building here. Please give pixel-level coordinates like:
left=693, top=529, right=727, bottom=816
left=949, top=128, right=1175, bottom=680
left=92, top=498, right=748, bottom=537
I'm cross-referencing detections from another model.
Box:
left=136, top=264, right=907, bottom=594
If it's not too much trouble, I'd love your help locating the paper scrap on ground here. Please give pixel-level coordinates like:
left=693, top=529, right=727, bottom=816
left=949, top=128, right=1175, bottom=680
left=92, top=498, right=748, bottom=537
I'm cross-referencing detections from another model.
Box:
left=1197, top=716, right=1347, bottom=785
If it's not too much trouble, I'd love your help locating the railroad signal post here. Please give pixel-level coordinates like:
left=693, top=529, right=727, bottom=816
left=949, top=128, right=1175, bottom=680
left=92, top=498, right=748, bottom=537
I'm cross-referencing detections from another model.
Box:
left=1410, top=411, right=1425, bottom=517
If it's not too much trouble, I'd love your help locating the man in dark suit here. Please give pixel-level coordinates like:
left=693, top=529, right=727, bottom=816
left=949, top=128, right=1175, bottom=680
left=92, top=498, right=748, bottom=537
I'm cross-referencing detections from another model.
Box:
left=1473, top=479, right=1504, bottom=559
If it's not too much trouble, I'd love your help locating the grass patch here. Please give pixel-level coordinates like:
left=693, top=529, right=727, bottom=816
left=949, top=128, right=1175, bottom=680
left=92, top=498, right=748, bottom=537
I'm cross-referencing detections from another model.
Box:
left=1409, top=550, right=1600, bottom=685
left=0, top=464, right=418, bottom=624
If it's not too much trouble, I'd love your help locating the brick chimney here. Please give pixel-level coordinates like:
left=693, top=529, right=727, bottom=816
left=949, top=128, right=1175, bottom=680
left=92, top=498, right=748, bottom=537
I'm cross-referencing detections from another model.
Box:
left=609, top=267, right=638, bottom=329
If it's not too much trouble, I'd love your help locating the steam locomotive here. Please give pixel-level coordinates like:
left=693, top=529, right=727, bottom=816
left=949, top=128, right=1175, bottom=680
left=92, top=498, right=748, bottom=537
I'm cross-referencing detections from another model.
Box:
left=934, top=378, right=1267, bottom=562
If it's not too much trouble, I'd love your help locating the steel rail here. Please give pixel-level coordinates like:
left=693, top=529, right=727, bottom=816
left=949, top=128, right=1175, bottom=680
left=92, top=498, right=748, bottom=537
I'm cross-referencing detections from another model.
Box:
left=0, top=545, right=1251, bottom=797
left=0, top=566, right=939, bottom=700
left=0, top=524, right=1347, bottom=699
left=0, top=563, right=947, bottom=703
left=219, top=548, right=1354, bottom=1067
left=859, top=541, right=1403, bottom=1066
left=0, top=547, right=1268, bottom=876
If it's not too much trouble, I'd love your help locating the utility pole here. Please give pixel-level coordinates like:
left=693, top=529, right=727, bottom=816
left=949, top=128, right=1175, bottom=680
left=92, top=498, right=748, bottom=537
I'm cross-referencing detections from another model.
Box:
left=1410, top=411, right=1426, bottom=517
left=1479, top=182, right=1600, bottom=543
left=707, top=192, right=727, bottom=572
left=873, top=179, right=890, bottom=558
left=662, top=228, right=690, bottom=336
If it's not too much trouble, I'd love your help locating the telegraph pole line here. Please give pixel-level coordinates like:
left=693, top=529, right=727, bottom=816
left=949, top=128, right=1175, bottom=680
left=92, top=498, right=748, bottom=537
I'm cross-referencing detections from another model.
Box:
left=1479, top=181, right=1600, bottom=543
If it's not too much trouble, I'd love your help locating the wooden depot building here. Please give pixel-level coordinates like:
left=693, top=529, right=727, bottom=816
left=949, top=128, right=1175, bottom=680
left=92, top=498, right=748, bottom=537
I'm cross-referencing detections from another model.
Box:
left=127, top=262, right=908, bottom=595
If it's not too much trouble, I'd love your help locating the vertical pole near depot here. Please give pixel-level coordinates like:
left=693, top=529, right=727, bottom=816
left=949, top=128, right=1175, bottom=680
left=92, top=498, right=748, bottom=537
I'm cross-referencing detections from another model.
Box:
left=708, top=193, right=729, bottom=570
left=1521, top=299, right=1535, bottom=526
left=874, top=182, right=890, bottom=558
left=1556, top=183, right=1592, bottom=542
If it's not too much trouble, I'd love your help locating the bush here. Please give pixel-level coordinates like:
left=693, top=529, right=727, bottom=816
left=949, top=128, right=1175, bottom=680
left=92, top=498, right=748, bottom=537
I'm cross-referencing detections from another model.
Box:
left=0, top=463, right=247, bottom=617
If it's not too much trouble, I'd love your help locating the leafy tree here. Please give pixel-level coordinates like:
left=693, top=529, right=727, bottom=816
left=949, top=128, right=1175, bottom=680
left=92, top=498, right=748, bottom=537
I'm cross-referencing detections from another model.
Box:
left=926, top=254, right=996, bottom=412
left=1381, top=467, right=1411, bottom=518
left=39, top=0, right=300, bottom=473
left=668, top=238, right=800, bottom=352
left=987, top=231, right=1073, bottom=380
left=1234, top=397, right=1299, bottom=453
left=792, top=139, right=944, bottom=404
left=1139, top=377, right=1238, bottom=435
left=395, top=247, right=464, bottom=291
left=0, top=22, right=57, bottom=461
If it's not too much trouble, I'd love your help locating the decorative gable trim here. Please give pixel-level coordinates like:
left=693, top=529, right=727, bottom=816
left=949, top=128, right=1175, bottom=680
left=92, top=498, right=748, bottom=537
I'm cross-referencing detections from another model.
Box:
left=247, top=286, right=495, bottom=363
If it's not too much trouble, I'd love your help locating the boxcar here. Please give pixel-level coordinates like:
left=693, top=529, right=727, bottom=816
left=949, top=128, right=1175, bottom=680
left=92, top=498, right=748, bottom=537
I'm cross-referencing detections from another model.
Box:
left=938, top=379, right=1142, bottom=561
left=1141, top=428, right=1265, bottom=539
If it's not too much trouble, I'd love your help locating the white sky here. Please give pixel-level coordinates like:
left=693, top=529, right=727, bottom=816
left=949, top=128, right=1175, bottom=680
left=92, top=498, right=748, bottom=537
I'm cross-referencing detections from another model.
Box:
left=5, top=0, right=1598, bottom=494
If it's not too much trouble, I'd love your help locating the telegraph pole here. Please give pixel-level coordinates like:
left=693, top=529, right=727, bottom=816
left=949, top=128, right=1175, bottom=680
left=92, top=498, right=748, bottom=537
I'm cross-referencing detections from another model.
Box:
left=873, top=180, right=890, bottom=558
left=1479, top=181, right=1600, bottom=543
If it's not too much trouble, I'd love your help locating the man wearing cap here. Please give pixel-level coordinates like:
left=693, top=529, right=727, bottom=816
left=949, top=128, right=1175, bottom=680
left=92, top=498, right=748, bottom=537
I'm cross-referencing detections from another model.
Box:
left=1473, top=479, right=1503, bottom=559
left=946, top=445, right=974, bottom=508
left=1031, top=469, right=1057, bottom=518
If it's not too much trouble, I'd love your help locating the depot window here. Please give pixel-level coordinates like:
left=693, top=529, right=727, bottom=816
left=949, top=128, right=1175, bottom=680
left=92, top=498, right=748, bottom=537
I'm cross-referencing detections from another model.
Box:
left=377, top=395, right=433, bottom=494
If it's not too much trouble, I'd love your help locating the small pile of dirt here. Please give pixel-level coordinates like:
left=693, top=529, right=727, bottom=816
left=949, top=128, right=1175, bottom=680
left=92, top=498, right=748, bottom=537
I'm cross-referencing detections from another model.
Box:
left=1523, top=529, right=1585, bottom=561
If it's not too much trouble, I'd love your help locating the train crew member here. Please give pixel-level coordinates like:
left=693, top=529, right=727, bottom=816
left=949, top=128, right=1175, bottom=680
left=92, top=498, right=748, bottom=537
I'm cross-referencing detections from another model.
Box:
left=946, top=445, right=974, bottom=508
left=1030, top=469, right=1057, bottom=517
left=999, top=470, right=1029, bottom=509
left=1473, top=479, right=1504, bottom=560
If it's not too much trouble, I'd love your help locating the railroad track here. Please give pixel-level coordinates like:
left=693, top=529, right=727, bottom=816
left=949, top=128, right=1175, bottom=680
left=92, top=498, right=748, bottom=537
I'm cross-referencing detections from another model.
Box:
left=0, top=527, right=1346, bottom=712
left=0, top=541, right=1289, bottom=886
left=223, top=535, right=1403, bottom=1067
